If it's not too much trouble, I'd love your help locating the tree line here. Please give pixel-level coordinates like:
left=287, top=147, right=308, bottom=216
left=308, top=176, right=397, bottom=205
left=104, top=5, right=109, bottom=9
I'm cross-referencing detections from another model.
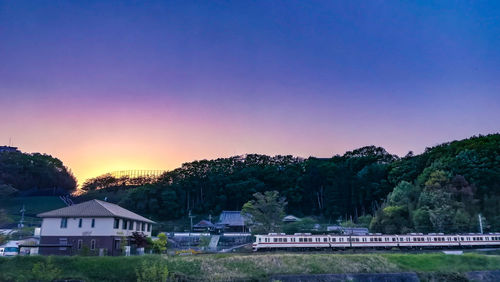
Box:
left=112, top=134, right=500, bottom=233
left=0, top=151, right=76, bottom=196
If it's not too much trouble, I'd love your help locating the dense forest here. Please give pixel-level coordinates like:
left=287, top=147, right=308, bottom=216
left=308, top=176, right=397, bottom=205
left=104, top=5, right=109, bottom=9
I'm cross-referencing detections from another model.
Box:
left=80, top=134, right=500, bottom=233
left=0, top=151, right=77, bottom=196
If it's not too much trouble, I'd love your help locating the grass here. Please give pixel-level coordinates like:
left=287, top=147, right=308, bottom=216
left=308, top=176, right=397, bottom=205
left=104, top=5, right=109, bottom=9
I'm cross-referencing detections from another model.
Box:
left=0, top=253, right=499, bottom=281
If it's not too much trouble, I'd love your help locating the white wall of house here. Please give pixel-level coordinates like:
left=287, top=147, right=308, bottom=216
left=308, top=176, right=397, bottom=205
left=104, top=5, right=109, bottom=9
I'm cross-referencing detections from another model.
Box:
left=40, top=217, right=152, bottom=237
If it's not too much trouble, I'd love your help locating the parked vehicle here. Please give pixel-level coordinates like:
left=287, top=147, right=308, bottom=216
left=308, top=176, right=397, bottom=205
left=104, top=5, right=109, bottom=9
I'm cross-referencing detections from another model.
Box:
left=0, top=241, right=20, bottom=257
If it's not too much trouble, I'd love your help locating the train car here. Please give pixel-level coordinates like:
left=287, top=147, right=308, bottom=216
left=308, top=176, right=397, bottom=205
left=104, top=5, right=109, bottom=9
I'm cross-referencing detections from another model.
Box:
left=252, top=232, right=500, bottom=251
left=459, top=233, right=500, bottom=248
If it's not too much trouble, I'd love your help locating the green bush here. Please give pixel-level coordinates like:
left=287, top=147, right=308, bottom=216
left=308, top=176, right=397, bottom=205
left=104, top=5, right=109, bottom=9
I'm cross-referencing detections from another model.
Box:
left=31, top=257, right=62, bottom=281
left=135, top=260, right=168, bottom=282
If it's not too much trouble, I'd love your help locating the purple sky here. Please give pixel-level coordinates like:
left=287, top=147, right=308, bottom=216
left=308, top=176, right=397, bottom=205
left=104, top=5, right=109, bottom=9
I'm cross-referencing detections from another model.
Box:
left=1, top=1, right=499, bottom=183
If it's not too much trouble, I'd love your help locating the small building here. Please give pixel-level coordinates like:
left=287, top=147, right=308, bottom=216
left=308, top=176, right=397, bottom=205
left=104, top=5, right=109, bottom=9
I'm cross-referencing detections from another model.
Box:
left=282, top=215, right=301, bottom=223
left=37, top=199, right=155, bottom=256
left=327, top=226, right=369, bottom=235
left=0, top=146, right=19, bottom=153
left=193, top=220, right=215, bottom=232
left=217, top=211, right=247, bottom=233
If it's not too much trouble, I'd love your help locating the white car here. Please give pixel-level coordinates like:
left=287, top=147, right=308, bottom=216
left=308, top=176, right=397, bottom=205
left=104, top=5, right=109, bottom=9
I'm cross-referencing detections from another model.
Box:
left=0, top=241, right=20, bottom=257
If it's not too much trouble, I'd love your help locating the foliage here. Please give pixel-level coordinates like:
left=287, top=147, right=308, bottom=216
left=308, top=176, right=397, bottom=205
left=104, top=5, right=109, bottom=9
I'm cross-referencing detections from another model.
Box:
left=0, top=209, right=12, bottom=228
left=282, top=217, right=317, bottom=234
left=0, top=151, right=76, bottom=194
left=131, top=232, right=149, bottom=248
left=135, top=260, right=168, bottom=282
left=199, top=235, right=211, bottom=248
left=71, top=134, right=500, bottom=233
left=242, top=191, right=287, bottom=233
left=31, top=257, right=62, bottom=281
left=371, top=134, right=500, bottom=233
left=0, top=234, right=7, bottom=245
left=81, top=174, right=157, bottom=191
left=2, top=253, right=500, bottom=281
left=0, top=184, right=18, bottom=198
left=152, top=233, right=167, bottom=254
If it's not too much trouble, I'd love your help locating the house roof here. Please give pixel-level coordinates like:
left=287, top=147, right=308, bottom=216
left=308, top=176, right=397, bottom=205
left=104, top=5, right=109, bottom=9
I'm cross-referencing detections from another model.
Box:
left=37, top=199, right=155, bottom=224
left=193, top=220, right=214, bottom=228
left=218, top=211, right=245, bottom=226
left=283, top=215, right=300, bottom=222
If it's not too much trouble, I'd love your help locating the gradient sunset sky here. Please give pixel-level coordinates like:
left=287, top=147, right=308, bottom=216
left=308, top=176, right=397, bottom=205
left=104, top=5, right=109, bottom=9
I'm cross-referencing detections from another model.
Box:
left=1, top=1, right=499, bottom=184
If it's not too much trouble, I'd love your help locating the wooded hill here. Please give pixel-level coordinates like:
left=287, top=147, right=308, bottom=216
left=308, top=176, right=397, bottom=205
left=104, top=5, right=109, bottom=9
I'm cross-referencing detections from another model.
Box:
left=80, top=134, right=500, bottom=233
left=0, top=151, right=76, bottom=196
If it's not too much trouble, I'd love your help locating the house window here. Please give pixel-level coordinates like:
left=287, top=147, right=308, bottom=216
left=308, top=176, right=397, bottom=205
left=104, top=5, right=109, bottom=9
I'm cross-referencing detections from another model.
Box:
left=91, top=218, right=95, bottom=228
left=147, top=224, right=151, bottom=232
left=77, top=240, right=83, bottom=250
left=59, top=238, right=68, bottom=250
left=114, top=239, right=121, bottom=250
left=78, top=218, right=83, bottom=228
left=135, top=221, right=140, bottom=231
left=141, top=222, right=145, bottom=231
left=60, top=218, right=68, bottom=228
left=129, top=221, right=134, bottom=230
left=114, top=218, right=120, bottom=229
left=122, top=220, right=128, bottom=230
left=90, top=239, right=96, bottom=250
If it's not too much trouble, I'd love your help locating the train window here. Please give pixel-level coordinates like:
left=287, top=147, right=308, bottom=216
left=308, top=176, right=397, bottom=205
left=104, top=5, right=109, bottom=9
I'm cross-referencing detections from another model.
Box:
left=323, top=238, right=328, bottom=242
left=308, top=238, right=312, bottom=242
left=332, top=238, right=336, bottom=242
left=259, top=238, right=261, bottom=242
left=299, top=238, right=303, bottom=242
left=273, top=238, right=277, bottom=242
left=392, top=238, right=396, bottom=242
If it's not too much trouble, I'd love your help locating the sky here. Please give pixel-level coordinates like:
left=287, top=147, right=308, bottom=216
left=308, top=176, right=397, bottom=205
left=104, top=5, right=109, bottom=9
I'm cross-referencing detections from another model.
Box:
left=1, top=1, right=499, bottom=184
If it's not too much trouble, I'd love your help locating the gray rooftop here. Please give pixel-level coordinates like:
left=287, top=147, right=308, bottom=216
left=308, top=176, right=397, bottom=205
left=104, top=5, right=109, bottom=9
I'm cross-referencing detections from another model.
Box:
left=218, top=211, right=245, bottom=226
left=37, top=199, right=155, bottom=224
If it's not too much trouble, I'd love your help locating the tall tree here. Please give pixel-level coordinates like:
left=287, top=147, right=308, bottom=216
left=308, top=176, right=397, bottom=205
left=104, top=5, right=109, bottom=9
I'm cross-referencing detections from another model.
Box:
left=242, top=191, right=287, bottom=233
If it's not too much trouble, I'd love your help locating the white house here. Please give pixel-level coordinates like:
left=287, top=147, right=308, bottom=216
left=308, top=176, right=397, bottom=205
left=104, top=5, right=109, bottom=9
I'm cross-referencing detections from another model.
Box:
left=37, top=199, right=155, bottom=255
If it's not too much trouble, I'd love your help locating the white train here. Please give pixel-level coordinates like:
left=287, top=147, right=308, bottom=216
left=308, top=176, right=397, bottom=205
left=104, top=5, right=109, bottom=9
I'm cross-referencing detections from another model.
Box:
left=253, top=233, right=500, bottom=251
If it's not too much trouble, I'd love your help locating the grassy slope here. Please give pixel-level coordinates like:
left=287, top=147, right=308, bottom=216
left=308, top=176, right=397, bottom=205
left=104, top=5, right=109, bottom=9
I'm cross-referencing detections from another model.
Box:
left=0, top=253, right=499, bottom=281
left=1, top=196, right=66, bottom=226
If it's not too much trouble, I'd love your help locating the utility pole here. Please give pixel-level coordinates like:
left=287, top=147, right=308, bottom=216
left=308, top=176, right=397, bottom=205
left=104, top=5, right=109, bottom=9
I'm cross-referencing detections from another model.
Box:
left=18, top=205, right=25, bottom=229
left=478, top=214, right=483, bottom=234
left=189, top=210, right=195, bottom=232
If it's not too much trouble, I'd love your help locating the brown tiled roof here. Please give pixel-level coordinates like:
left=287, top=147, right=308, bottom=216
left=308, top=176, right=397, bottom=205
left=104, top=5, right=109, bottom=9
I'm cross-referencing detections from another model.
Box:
left=37, top=199, right=155, bottom=224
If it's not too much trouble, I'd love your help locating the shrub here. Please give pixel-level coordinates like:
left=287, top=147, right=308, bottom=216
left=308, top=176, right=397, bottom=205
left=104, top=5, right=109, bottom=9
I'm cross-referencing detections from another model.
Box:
left=31, top=257, right=62, bottom=281
left=135, top=260, right=168, bottom=282
left=152, top=233, right=167, bottom=254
